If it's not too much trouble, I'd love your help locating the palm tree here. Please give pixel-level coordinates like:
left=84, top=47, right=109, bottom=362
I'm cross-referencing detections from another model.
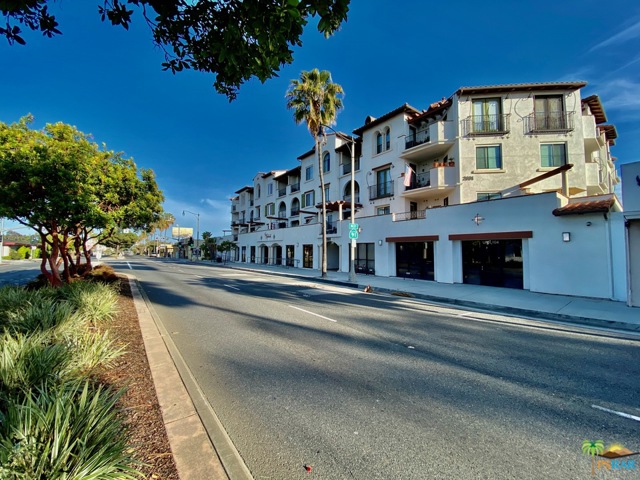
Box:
left=286, top=69, right=344, bottom=278
left=582, top=439, right=604, bottom=476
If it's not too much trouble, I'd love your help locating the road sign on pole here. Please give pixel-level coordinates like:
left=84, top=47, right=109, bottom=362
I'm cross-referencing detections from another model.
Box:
left=349, top=230, right=359, bottom=240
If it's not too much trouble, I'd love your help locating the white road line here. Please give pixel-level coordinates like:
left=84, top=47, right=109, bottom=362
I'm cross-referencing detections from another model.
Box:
left=289, top=305, right=337, bottom=323
left=224, top=284, right=240, bottom=291
left=126, top=262, right=133, bottom=270
left=592, top=405, right=640, bottom=422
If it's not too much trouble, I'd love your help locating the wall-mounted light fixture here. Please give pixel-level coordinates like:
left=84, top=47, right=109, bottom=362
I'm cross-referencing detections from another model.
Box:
left=472, top=213, right=484, bottom=226
left=378, top=240, right=383, bottom=246
left=562, top=232, right=571, bottom=242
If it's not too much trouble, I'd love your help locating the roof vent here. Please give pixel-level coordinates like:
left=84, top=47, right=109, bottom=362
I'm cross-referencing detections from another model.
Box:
left=364, top=115, right=376, bottom=124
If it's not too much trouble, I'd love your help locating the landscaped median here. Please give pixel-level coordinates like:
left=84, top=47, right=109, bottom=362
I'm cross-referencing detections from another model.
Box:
left=0, top=267, right=176, bottom=479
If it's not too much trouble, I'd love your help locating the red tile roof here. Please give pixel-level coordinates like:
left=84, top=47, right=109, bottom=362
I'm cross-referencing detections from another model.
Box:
left=352, top=103, right=420, bottom=135
left=552, top=198, right=615, bottom=216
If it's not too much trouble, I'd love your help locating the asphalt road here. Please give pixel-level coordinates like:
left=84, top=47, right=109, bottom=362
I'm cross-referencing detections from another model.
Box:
left=11, top=257, right=638, bottom=479
left=0, top=260, right=42, bottom=286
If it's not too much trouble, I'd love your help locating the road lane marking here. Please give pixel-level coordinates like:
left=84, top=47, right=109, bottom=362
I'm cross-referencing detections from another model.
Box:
left=126, top=262, right=132, bottom=270
left=592, top=405, right=640, bottom=422
left=289, top=305, right=337, bottom=323
left=223, top=284, right=240, bottom=291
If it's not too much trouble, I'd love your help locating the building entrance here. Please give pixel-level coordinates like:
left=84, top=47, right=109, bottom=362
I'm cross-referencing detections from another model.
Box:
left=462, top=239, right=523, bottom=289
left=395, top=242, right=434, bottom=280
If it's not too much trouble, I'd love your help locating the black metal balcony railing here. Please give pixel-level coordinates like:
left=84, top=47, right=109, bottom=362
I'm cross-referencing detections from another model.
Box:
left=462, top=114, right=510, bottom=136
left=405, top=128, right=430, bottom=149
left=320, top=220, right=338, bottom=235
left=290, top=208, right=300, bottom=217
left=369, top=180, right=394, bottom=200
left=341, top=161, right=360, bottom=175
left=278, top=187, right=287, bottom=197
left=393, top=210, right=426, bottom=222
left=405, top=171, right=431, bottom=190
left=342, top=194, right=361, bottom=203
left=290, top=182, right=300, bottom=193
left=525, top=111, right=574, bottom=133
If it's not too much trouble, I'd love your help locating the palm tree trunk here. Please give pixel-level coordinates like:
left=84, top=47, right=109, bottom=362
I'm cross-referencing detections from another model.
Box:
left=316, top=136, right=328, bottom=278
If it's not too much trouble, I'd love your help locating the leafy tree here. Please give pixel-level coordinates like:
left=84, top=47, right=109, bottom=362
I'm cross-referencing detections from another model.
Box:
left=286, top=68, right=343, bottom=277
left=102, top=231, right=139, bottom=256
left=201, top=231, right=217, bottom=260
left=0, top=116, right=164, bottom=286
left=1, top=0, right=350, bottom=100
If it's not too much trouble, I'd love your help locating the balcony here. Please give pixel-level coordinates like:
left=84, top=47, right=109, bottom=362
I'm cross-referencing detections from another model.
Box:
left=250, top=200, right=254, bottom=206
left=290, top=208, right=300, bottom=217
left=525, top=111, right=574, bottom=134
left=369, top=180, right=394, bottom=200
left=231, top=205, right=237, bottom=212
left=341, top=160, right=360, bottom=175
left=278, top=187, right=287, bottom=197
left=402, top=167, right=456, bottom=201
left=393, top=210, right=426, bottom=222
left=320, top=220, right=338, bottom=235
left=461, top=114, right=510, bottom=136
left=402, top=121, right=454, bottom=162
left=405, top=171, right=431, bottom=190
left=290, top=182, right=300, bottom=193
left=342, top=194, right=361, bottom=203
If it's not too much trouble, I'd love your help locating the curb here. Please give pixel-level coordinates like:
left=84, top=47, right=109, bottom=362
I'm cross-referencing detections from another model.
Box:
left=127, top=274, right=253, bottom=480
left=224, top=265, right=640, bottom=335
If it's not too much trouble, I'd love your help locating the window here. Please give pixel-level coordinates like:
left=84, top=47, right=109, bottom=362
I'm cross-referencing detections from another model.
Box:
left=376, top=132, right=383, bottom=154
left=540, top=143, right=567, bottom=167
left=377, top=206, right=390, bottom=215
left=256, top=184, right=261, bottom=198
left=376, top=128, right=391, bottom=154
left=323, top=152, right=330, bottom=172
left=535, top=95, right=564, bottom=130
left=476, top=145, right=502, bottom=169
left=302, top=190, right=315, bottom=208
left=267, top=183, right=273, bottom=196
left=477, top=193, right=502, bottom=202
left=305, top=165, right=314, bottom=181
left=323, top=184, right=330, bottom=202
left=376, top=168, right=392, bottom=198
left=472, top=98, right=501, bottom=133
left=265, top=203, right=275, bottom=216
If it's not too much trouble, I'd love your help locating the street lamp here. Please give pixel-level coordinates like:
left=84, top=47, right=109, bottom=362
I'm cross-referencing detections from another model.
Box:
left=182, top=210, right=200, bottom=259
left=321, top=125, right=357, bottom=283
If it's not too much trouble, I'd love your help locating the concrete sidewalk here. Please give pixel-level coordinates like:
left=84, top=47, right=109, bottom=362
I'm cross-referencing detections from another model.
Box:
left=213, top=261, right=640, bottom=334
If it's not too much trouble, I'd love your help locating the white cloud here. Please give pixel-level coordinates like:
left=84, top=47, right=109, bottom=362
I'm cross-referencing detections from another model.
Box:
left=589, top=18, right=640, bottom=52
left=595, top=78, right=640, bottom=113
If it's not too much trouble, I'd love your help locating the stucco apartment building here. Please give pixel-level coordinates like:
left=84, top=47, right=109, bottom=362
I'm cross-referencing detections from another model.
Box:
left=229, top=81, right=636, bottom=303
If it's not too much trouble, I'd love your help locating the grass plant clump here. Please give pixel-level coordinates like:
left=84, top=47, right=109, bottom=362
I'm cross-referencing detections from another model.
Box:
left=0, top=280, right=143, bottom=479
left=0, top=381, right=140, bottom=480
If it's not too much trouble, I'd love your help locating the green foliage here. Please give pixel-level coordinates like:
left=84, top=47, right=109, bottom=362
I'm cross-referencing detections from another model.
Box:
left=0, top=116, right=165, bottom=286
left=1, top=1, right=350, bottom=99
left=0, top=282, right=136, bottom=478
left=0, top=381, right=141, bottom=479
left=16, top=246, right=30, bottom=259
left=286, top=68, right=344, bottom=276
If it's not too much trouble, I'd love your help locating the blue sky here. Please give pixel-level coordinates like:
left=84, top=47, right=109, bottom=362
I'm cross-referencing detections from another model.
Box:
left=1, top=0, right=638, bottom=237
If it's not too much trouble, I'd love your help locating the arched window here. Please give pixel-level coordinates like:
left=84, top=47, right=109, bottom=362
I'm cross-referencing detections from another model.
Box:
left=291, top=197, right=300, bottom=216
left=385, top=128, right=391, bottom=150
left=278, top=202, right=286, bottom=218
left=323, top=152, right=330, bottom=172
left=376, top=132, right=383, bottom=154
left=256, top=184, right=261, bottom=198
left=343, top=181, right=360, bottom=203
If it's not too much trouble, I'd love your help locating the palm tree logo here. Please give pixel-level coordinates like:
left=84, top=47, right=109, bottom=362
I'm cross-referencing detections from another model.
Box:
left=582, top=440, right=604, bottom=476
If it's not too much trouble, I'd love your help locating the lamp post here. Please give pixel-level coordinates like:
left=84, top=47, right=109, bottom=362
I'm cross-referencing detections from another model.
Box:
left=182, top=210, right=200, bottom=259
left=321, top=125, right=357, bottom=283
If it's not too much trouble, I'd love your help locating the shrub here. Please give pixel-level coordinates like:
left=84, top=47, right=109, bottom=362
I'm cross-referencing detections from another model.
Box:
left=17, top=246, right=31, bottom=260
left=84, top=264, right=120, bottom=285
left=0, top=381, right=142, bottom=479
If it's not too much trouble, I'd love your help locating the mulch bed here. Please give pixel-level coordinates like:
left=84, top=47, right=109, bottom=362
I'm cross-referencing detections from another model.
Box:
left=100, top=278, right=180, bottom=479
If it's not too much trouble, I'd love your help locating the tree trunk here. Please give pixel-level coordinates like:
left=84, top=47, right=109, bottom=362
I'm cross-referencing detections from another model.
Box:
left=81, top=228, right=93, bottom=273
left=316, top=135, right=328, bottom=278
left=42, top=232, right=63, bottom=287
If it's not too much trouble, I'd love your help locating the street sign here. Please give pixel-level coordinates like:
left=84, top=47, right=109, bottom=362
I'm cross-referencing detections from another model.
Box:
left=349, top=223, right=359, bottom=230
left=349, top=230, right=359, bottom=240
